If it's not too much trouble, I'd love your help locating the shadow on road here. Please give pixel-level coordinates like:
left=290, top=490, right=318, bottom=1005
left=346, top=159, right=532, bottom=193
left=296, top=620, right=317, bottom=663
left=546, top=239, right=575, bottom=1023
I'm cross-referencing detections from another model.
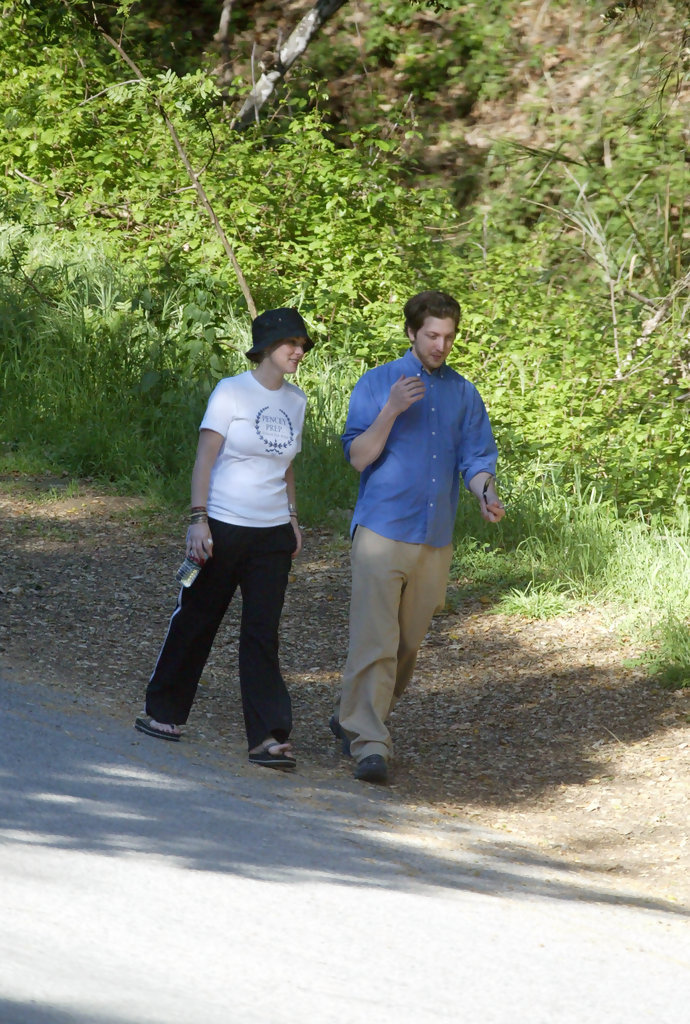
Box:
left=0, top=1000, right=129, bottom=1024
left=1, top=676, right=686, bottom=921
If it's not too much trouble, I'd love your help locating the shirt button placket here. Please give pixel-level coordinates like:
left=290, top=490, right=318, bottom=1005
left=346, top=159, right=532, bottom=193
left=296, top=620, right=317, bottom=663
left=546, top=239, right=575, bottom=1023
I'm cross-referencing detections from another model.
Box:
left=428, top=379, right=439, bottom=540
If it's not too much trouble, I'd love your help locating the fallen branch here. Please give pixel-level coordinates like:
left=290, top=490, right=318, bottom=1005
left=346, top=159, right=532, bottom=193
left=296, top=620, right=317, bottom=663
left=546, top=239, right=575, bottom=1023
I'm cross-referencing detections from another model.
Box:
left=635, top=268, right=690, bottom=345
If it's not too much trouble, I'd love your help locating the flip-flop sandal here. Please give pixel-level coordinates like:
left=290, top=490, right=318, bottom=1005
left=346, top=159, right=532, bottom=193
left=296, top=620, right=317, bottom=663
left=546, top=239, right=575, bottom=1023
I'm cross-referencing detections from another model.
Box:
left=248, top=742, right=296, bottom=771
left=134, top=716, right=181, bottom=741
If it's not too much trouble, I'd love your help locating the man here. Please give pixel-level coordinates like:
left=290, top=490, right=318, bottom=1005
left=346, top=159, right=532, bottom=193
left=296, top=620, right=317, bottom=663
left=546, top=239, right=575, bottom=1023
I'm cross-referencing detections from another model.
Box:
left=333, top=290, right=505, bottom=784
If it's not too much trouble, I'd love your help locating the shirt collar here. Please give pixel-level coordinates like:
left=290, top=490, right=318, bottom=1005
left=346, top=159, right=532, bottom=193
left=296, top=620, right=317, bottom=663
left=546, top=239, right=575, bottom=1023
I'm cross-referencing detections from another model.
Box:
left=403, top=348, right=447, bottom=379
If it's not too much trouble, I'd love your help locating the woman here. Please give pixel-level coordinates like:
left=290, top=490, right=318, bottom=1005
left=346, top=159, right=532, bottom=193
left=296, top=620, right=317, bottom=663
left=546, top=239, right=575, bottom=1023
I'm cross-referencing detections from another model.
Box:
left=135, top=307, right=313, bottom=771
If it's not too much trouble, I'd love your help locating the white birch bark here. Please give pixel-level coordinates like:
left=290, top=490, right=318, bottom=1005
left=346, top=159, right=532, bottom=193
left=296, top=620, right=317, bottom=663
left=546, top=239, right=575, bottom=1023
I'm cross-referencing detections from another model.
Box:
left=234, top=0, right=348, bottom=127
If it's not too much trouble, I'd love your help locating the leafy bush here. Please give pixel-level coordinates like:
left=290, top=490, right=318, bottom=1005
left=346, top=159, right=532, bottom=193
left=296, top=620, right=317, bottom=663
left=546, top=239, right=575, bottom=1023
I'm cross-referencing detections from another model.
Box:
left=1, top=0, right=687, bottom=514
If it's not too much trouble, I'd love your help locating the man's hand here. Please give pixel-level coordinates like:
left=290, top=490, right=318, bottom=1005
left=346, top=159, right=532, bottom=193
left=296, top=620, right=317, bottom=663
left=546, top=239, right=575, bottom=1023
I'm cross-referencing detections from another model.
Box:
left=348, top=374, right=426, bottom=472
left=387, top=374, right=426, bottom=414
left=480, top=481, right=506, bottom=524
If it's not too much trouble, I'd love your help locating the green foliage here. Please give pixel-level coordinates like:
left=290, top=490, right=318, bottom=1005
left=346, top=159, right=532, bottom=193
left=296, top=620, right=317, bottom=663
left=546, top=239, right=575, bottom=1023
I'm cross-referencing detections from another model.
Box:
left=441, top=237, right=689, bottom=514
left=452, top=478, right=690, bottom=684
left=646, top=611, right=690, bottom=689
left=499, top=582, right=574, bottom=619
left=297, top=0, right=518, bottom=123
left=0, top=4, right=465, bottom=355
left=294, top=353, right=360, bottom=526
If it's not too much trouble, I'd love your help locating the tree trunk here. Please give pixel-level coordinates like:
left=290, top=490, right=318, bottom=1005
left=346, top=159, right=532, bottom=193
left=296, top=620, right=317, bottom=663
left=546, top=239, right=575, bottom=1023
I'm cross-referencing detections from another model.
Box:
left=233, top=0, right=349, bottom=128
left=213, top=0, right=236, bottom=97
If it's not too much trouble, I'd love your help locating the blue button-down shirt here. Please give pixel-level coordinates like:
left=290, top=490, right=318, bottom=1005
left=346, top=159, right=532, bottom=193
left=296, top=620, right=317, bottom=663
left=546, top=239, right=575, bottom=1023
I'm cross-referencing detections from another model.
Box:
left=342, top=349, right=498, bottom=547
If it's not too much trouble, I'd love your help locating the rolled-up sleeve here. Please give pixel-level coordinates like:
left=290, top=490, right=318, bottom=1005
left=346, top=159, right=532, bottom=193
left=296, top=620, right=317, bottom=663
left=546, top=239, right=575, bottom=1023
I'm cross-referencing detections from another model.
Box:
left=457, top=386, right=498, bottom=489
left=342, top=375, right=380, bottom=463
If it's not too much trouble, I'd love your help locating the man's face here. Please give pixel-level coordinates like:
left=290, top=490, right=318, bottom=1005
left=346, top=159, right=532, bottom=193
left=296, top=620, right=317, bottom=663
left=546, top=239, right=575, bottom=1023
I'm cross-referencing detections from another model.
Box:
left=407, top=316, right=457, bottom=372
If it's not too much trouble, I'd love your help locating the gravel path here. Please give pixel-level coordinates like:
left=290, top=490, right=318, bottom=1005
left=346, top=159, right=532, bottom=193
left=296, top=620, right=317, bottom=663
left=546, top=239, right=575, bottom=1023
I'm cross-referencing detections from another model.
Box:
left=1, top=478, right=689, bottom=906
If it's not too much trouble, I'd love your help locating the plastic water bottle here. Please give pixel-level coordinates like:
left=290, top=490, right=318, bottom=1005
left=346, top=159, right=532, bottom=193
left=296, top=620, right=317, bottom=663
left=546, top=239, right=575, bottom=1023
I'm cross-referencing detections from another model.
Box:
left=175, top=555, right=205, bottom=588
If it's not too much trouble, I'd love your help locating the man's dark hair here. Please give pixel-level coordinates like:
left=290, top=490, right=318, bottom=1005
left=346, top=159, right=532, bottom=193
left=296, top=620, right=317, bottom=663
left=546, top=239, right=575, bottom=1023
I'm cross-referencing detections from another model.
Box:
left=403, top=291, right=461, bottom=334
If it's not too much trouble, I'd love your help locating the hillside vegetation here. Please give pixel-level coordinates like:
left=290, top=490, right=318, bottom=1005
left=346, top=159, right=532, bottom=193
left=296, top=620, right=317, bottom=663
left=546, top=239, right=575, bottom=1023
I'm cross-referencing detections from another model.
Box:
left=0, top=0, right=688, bottom=681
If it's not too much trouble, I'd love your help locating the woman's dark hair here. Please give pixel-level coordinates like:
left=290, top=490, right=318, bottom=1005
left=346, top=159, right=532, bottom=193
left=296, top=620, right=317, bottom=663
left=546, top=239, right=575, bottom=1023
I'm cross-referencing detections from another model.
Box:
left=403, top=290, right=461, bottom=334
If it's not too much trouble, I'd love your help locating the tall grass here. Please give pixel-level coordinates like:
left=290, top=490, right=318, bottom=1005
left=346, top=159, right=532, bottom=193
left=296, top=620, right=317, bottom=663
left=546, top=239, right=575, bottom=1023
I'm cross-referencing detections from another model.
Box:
left=294, top=352, right=360, bottom=527
left=0, top=256, right=247, bottom=490
left=600, top=509, right=690, bottom=686
left=452, top=472, right=690, bottom=687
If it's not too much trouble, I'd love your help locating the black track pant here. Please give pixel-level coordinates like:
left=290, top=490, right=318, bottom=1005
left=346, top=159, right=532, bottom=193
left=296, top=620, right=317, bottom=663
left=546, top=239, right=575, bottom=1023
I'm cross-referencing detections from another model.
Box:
left=145, top=519, right=295, bottom=750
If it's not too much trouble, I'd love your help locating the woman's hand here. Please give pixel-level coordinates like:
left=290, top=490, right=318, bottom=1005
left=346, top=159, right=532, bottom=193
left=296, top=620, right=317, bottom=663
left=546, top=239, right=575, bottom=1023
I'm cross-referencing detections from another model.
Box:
left=186, top=521, right=214, bottom=562
left=291, top=520, right=303, bottom=558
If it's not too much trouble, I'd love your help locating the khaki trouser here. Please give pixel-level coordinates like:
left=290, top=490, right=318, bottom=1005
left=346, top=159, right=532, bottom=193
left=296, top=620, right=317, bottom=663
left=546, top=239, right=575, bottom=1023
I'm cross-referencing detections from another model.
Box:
left=338, top=526, right=453, bottom=762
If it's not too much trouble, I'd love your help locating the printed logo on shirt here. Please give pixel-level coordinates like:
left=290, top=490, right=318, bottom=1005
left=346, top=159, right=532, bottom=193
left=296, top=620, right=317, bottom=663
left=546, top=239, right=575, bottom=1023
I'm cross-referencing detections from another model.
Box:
left=254, top=406, right=295, bottom=454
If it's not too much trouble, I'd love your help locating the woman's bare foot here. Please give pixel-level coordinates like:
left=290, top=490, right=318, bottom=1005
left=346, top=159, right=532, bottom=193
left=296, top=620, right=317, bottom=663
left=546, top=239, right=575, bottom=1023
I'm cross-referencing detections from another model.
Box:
left=134, top=716, right=181, bottom=741
left=150, top=718, right=180, bottom=736
left=249, top=736, right=292, bottom=756
left=248, top=736, right=296, bottom=770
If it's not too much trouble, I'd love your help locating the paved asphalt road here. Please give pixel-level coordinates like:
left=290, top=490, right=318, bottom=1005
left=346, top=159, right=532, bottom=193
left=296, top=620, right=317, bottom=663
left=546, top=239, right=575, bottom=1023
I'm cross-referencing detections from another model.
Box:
left=1, top=671, right=689, bottom=1024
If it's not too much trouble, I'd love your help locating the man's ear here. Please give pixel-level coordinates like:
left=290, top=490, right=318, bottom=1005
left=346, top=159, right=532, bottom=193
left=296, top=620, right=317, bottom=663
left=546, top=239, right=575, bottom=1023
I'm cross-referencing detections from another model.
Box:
left=406, top=325, right=416, bottom=344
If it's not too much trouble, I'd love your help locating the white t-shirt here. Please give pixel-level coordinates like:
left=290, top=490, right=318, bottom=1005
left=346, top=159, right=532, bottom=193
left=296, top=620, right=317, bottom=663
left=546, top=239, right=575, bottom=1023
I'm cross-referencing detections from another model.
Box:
left=200, top=371, right=307, bottom=527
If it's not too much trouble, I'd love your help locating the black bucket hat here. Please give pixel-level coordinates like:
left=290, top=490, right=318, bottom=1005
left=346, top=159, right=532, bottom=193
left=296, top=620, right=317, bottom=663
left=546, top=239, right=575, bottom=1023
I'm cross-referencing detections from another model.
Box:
left=246, top=307, right=314, bottom=360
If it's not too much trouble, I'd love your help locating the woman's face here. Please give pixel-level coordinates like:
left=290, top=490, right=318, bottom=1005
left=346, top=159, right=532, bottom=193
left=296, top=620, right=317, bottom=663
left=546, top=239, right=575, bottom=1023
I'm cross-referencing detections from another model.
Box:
left=263, top=337, right=306, bottom=375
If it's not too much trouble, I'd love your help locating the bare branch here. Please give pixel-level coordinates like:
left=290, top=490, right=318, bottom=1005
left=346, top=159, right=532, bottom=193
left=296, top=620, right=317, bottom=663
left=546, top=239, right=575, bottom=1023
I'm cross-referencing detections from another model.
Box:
left=635, top=268, right=690, bottom=345
left=623, top=287, right=658, bottom=309
left=213, top=0, right=235, bottom=44
left=213, top=0, right=236, bottom=96
left=233, top=0, right=349, bottom=128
